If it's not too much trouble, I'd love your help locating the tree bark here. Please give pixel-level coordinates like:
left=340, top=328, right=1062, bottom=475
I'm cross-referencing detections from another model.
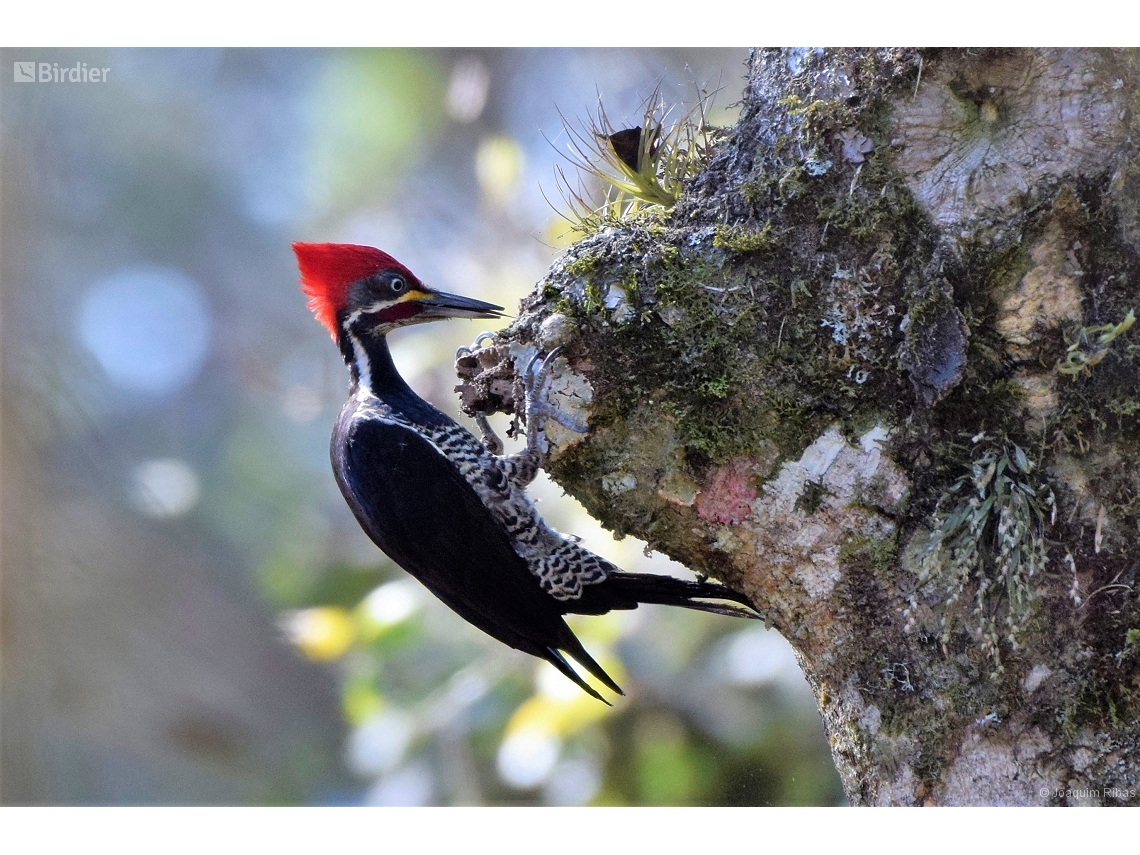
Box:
left=460, top=48, right=1140, bottom=806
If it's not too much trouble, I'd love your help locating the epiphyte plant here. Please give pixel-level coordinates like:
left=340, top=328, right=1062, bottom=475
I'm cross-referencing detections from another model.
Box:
left=553, top=86, right=723, bottom=231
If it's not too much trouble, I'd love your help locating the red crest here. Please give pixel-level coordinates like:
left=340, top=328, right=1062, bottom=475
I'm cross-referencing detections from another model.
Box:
left=293, top=242, right=415, bottom=337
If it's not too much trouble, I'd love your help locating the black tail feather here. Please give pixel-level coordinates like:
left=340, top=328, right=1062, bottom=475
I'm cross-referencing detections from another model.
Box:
left=544, top=574, right=756, bottom=702
left=543, top=646, right=612, bottom=705
left=567, top=572, right=760, bottom=620
left=560, top=636, right=625, bottom=696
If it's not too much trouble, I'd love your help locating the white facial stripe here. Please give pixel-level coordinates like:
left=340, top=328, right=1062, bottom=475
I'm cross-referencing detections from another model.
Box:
left=343, top=303, right=387, bottom=329
left=344, top=292, right=430, bottom=326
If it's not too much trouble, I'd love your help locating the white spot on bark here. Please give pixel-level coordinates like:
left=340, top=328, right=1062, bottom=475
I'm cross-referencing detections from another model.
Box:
left=742, top=423, right=909, bottom=601
left=537, top=313, right=574, bottom=350
left=601, top=472, right=638, bottom=494
left=940, top=724, right=1059, bottom=805
left=795, top=548, right=842, bottom=600
left=1022, top=664, right=1052, bottom=694
left=860, top=704, right=882, bottom=735
left=1069, top=747, right=1096, bottom=773
left=795, top=426, right=847, bottom=481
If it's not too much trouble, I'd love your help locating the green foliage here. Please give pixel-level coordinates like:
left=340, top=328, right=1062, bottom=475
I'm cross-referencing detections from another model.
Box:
left=906, top=435, right=1056, bottom=670
left=260, top=560, right=389, bottom=610
left=633, top=716, right=715, bottom=804
left=554, top=88, right=723, bottom=232
left=311, top=50, right=445, bottom=209
left=1058, top=308, right=1136, bottom=378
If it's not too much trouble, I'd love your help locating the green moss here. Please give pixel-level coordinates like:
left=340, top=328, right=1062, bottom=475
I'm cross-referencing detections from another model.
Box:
left=551, top=228, right=854, bottom=466
left=839, top=531, right=900, bottom=574
left=645, top=252, right=826, bottom=461
left=817, top=157, right=920, bottom=240
left=777, top=165, right=807, bottom=199
left=713, top=222, right=776, bottom=253
left=698, top=376, right=731, bottom=399
left=741, top=179, right=770, bottom=208
left=1063, top=667, right=1137, bottom=739
left=1123, top=628, right=1140, bottom=660
left=795, top=480, right=831, bottom=516
left=564, top=252, right=599, bottom=279
left=1042, top=189, right=1140, bottom=541
left=546, top=252, right=601, bottom=315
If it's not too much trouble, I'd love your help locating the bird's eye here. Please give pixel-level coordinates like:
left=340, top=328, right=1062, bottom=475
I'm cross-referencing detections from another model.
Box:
left=391, top=275, right=407, bottom=293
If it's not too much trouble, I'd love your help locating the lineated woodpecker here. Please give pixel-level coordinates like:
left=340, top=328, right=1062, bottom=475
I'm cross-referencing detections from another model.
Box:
left=295, top=242, right=756, bottom=700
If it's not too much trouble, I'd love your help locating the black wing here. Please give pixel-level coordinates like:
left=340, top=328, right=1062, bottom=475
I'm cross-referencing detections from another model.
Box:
left=333, top=414, right=620, bottom=700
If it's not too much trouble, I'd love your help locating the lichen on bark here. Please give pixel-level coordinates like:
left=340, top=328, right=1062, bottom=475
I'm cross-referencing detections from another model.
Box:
left=458, top=48, right=1140, bottom=806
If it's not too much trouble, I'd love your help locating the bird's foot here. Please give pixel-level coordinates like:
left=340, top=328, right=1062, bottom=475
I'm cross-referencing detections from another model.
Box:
left=455, top=331, right=498, bottom=360
left=472, top=412, right=504, bottom=455
left=523, top=347, right=589, bottom=455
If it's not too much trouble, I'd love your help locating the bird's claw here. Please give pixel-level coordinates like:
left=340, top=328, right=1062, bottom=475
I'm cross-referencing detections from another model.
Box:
left=473, top=412, right=504, bottom=455
left=523, top=347, right=589, bottom=453
left=455, top=331, right=498, bottom=360
left=524, top=346, right=561, bottom=400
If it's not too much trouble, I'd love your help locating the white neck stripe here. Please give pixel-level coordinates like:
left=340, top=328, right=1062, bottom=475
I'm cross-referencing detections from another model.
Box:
left=347, top=329, right=372, bottom=395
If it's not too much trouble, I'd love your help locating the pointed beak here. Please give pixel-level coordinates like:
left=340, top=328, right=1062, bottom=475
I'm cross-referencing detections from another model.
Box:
left=416, top=290, right=505, bottom=320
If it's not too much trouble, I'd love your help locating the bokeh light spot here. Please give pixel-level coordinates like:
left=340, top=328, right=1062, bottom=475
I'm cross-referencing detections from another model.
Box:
left=347, top=709, right=415, bottom=777
left=364, top=761, right=435, bottom=806
left=446, top=56, right=490, bottom=123
left=722, top=626, right=800, bottom=686
left=537, top=660, right=587, bottom=702
left=475, top=135, right=524, bottom=204
left=281, top=606, right=355, bottom=661
left=79, top=266, right=211, bottom=395
left=497, top=728, right=561, bottom=789
left=131, top=458, right=201, bottom=518
left=543, top=757, right=602, bottom=806
left=362, top=580, right=421, bottom=627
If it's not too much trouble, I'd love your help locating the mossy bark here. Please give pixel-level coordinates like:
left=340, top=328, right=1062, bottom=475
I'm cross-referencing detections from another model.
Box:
left=460, top=48, right=1140, bottom=806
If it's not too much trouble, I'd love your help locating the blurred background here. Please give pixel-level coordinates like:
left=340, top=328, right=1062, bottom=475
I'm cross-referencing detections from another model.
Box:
left=0, top=47, right=842, bottom=806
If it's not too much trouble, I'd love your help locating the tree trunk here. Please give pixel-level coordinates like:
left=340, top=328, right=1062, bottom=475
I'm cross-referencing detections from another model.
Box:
left=459, top=48, right=1140, bottom=806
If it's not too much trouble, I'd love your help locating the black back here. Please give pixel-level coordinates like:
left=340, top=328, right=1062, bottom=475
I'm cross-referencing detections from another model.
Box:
left=326, top=337, right=754, bottom=700
left=332, top=411, right=585, bottom=660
